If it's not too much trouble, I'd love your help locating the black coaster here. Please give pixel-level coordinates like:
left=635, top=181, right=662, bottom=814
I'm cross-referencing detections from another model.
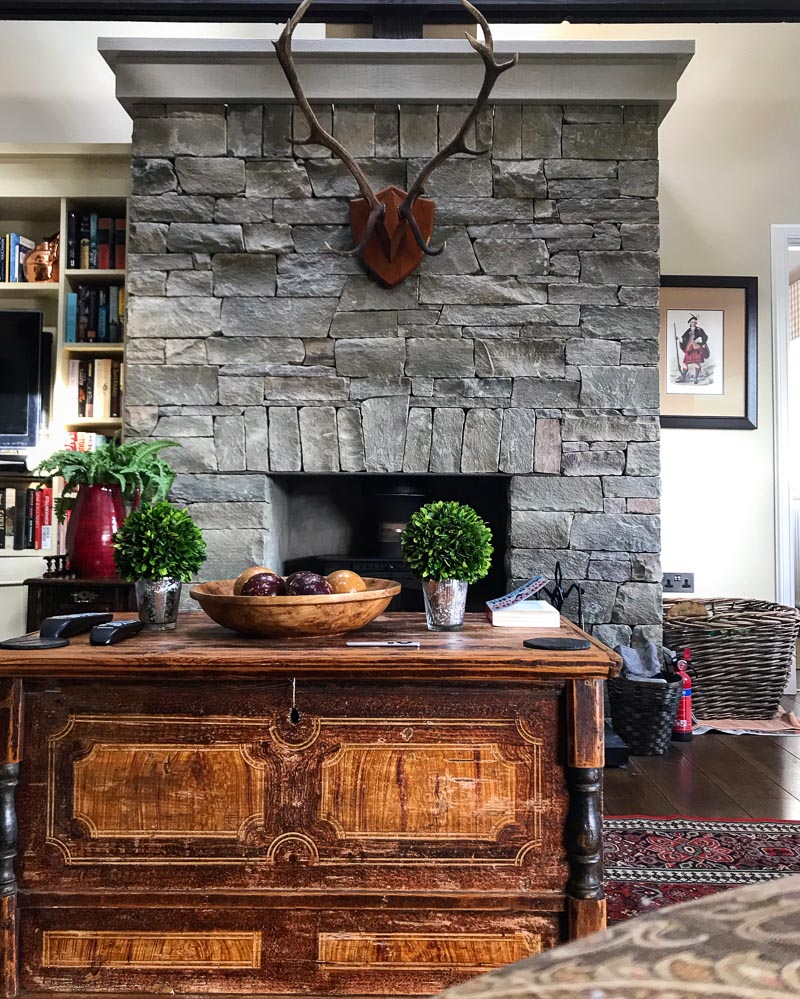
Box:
left=0, top=636, right=69, bottom=651
left=523, top=637, right=591, bottom=651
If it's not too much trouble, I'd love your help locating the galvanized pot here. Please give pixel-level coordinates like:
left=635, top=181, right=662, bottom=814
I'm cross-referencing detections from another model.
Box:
left=422, top=578, right=468, bottom=632
left=135, top=578, right=182, bottom=631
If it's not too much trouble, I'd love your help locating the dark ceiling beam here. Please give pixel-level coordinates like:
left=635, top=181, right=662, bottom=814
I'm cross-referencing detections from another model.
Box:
left=0, top=0, right=798, bottom=20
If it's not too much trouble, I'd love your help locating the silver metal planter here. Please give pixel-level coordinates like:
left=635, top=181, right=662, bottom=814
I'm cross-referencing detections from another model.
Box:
left=135, top=578, right=182, bottom=631
left=422, top=578, right=468, bottom=632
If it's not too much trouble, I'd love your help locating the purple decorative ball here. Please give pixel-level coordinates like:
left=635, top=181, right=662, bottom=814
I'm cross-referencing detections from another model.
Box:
left=241, top=572, right=287, bottom=596
left=285, top=571, right=333, bottom=596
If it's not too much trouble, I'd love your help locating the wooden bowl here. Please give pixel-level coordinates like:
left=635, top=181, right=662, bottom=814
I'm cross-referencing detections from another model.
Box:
left=189, top=578, right=401, bottom=638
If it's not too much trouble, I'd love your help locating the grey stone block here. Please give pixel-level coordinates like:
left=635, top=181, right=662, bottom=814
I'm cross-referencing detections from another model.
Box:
left=558, top=199, right=659, bottom=224
left=545, top=159, right=618, bottom=179
left=492, top=106, right=522, bottom=159
left=187, top=501, right=267, bottom=530
left=213, top=254, right=277, bottom=297
left=627, top=441, right=660, bottom=475
left=299, top=406, right=339, bottom=471
left=268, top=407, right=302, bottom=471
left=474, top=339, right=564, bottom=378
left=403, top=408, right=433, bottom=472
left=273, top=199, right=350, bottom=224
left=335, top=338, right=405, bottom=377
left=619, top=160, right=659, bottom=197
left=511, top=475, right=603, bottom=512
left=461, top=409, right=503, bottom=472
left=222, top=298, right=336, bottom=337
left=563, top=106, right=623, bottom=124
left=127, top=272, right=167, bottom=297
left=473, top=239, right=548, bottom=276
left=438, top=103, right=476, bottom=152
left=248, top=159, right=315, bottom=198
left=167, top=223, right=243, bottom=253
left=419, top=275, right=547, bottom=306
left=548, top=285, right=619, bottom=305
left=499, top=408, right=536, bottom=473
left=164, top=339, right=208, bottom=364
left=128, top=296, right=221, bottom=338
left=175, top=157, right=245, bottom=195
left=375, top=107, right=400, bottom=157
left=534, top=199, right=558, bottom=221
left=339, top=276, right=418, bottom=311
left=307, top=158, right=405, bottom=197
left=218, top=375, right=264, bottom=405
left=407, top=338, right=474, bottom=377
left=429, top=409, right=465, bottom=473
left=549, top=252, right=580, bottom=277
left=303, top=339, right=334, bottom=366
left=565, top=338, right=621, bottom=366
left=604, top=476, right=660, bottom=498
left=510, top=549, right=590, bottom=580
left=628, top=498, right=660, bottom=513
left=131, top=195, right=215, bottom=223
left=227, top=104, right=263, bottom=156
left=563, top=414, right=659, bottom=442
left=163, top=437, right=218, bottom=474
left=264, top=375, right=347, bottom=404
left=510, top=511, right=572, bottom=549
left=593, top=624, right=631, bottom=649
left=170, top=473, right=267, bottom=504
left=418, top=228, right=480, bottom=275
left=433, top=378, right=512, bottom=399
left=129, top=222, right=169, bottom=255
left=337, top=408, right=366, bottom=472
left=292, top=103, right=332, bottom=158
left=126, top=406, right=159, bottom=436
left=632, top=553, right=661, bottom=582
left=437, top=198, right=533, bottom=225
left=580, top=250, right=659, bottom=287
left=563, top=448, right=626, bottom=476
left=330, top=311, right=398, bottom=337
left=292, top=225, right=352, bottom=253
left=399, top=105, right=437, bottom=157
left=243, top=408, right=269, bottom=471
left=511, top=378, right=581, bottom=408
left=562, top=123, right=657, bottom=160
left=214, top=197, right=274, bottom=223
left=263, top=105, right=292, bottom=157
left=126, top=364, right=218, bottom=406
left=214, top=414, right=246, bottom=471
left=350, top=377, right=411, bottom=399
left=620, top=224, right=660, bottom=251
left=581, top=306, right=660, bottom=339
left=128, top=253, right=194, bottom=273
left=580, top=365, right=659, bottom=408
left=362, top=396, right=409, bottom=472
left=492, top=160, right=546, bottom=198
left=571, top=513, right=659, bottom=552
left=278, top=252, right=361, bottom=277
left=126, top=339, right=166, bottom=365
left=132, top=113, right=227, bottom=157
left=132, top=158, right=178, bottom=195
left=440, top=304, right=579, bottom=327
left=522, top=106, right=562, bottom=158
left=619, top=287, right=659, bottom=307
left=612, top=582, right=662, bottom=625
left=166, top=271, right=214, bottom=296
left=406, top=157, right=492, bottom=198
left=155, top=415, right=213, bottom=437
left=534, top=418, right=561, bottom=473
left=588, top=556, right=631, bottom=582
left=206, top=337, right=304, bottom=365
left=547, top=178, right=620, bottom=199
left=278, top=275, right=347, bottom=298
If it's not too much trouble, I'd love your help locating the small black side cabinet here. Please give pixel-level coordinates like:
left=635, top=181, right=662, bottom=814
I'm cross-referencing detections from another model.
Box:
left=24, top=577, right=136, bottom=633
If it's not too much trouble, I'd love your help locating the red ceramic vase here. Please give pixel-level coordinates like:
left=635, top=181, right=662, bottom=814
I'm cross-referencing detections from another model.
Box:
left=65, top=483, right=126, bottom=579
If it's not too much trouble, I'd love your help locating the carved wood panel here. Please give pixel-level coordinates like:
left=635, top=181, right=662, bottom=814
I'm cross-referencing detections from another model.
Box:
left=42, top=931, right=262, bottom=969
left=318, top=931, right=541, bottom=969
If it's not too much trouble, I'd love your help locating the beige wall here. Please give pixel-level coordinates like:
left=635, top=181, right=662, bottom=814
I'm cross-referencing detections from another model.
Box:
left=1, top=19, right=793, bottom=602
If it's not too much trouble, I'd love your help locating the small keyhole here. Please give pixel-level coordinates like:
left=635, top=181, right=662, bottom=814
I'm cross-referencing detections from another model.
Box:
left=289, top=706, right=301, bottom=725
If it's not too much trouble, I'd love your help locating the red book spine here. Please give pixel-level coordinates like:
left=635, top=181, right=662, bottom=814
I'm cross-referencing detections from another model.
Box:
left=41, top=487, right=53, bottom=551
left=33, top=488, right=43, bottom=550
left=114, top=218, right=126, bottom=269
left=97, top=217, right=112, bottom=269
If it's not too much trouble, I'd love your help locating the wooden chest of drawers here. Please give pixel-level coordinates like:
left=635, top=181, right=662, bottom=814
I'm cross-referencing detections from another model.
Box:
left=0, top=613, right=619, bottom=998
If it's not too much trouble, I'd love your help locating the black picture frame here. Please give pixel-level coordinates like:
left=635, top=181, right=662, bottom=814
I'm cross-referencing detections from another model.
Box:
left=660, top=275, right=758, bottom=431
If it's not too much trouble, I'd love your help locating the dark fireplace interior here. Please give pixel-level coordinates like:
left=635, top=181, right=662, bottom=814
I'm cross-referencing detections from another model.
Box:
left=270, top=474, right=510, bottom=612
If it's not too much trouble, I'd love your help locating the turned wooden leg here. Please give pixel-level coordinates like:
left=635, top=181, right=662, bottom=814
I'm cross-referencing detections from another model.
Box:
left=0, top=681, right=21, bottom=998
left=565, top=678, right=606, bottom=939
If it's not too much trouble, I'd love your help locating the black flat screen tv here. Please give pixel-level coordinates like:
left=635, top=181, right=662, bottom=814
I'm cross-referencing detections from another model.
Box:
left=0, top=309, right=51, bottom=451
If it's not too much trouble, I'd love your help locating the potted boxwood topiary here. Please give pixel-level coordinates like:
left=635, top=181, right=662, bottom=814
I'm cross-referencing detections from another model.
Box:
left=401, top=500, right=493, bottom=631
left=113, top=501, right=207, bottom=631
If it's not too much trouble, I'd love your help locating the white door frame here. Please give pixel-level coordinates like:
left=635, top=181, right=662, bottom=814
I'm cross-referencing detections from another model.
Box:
left=771, top=224, right=800, bottom=612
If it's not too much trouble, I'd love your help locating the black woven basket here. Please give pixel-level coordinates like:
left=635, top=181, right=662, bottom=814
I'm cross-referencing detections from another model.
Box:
left=663, top=599, right=800, bottom=719
left=608, top=676, right=683, bottom=756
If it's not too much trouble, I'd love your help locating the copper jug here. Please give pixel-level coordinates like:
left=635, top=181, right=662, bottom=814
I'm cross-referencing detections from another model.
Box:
left=23, top=233, right=60, bottom=283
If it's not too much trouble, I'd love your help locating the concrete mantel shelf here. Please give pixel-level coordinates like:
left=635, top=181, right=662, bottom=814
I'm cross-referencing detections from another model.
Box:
left=99, top=38, right=694, bottom=120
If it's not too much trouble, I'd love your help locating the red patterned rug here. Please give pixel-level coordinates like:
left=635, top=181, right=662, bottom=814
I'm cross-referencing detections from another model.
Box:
left=604, top=816, right=800, bottom=922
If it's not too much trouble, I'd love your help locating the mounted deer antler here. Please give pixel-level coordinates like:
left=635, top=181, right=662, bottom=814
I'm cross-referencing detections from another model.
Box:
left=273, top=0, right=518, bottom=286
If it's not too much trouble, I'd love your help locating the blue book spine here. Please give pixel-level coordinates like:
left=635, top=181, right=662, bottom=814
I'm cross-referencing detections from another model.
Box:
left=9, top=234, right=18, bottom=283
left=0, top=237, right=5, bottom=282
left=89, top=214, right=99, bottom=269
left=98, top=288, right=108, bottom=342
left=65, top=293, right=78, bottom=343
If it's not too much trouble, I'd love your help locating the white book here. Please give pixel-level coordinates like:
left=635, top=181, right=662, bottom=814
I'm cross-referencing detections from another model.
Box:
left=67, top=359, right=80, bottom=417
left=94, top=358, right=113, bottom=419
left=487, top=599, right=561, bottom=628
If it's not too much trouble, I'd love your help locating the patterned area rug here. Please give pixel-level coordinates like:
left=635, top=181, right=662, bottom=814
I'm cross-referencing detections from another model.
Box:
left=605, top=816, right=800, bottom=922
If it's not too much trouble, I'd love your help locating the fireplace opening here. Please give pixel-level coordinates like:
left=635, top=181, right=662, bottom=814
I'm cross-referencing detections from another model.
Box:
left=269, top=474, right=509, bottom=612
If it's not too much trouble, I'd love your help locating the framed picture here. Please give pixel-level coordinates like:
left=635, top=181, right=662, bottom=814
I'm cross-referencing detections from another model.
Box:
left=659, top=276, right=758, bottom=430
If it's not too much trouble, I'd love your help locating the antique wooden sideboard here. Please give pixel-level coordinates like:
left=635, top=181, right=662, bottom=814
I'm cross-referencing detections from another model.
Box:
left=0, top=613, right=619, bottom=998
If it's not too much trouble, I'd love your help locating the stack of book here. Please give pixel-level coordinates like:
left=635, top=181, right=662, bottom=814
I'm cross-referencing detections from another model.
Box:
left=65, top=285, right=125, bottom=343
left=0, top=233, right=36, bottom=282
left=0, top=484, right=53, bottom=551
left=66, top=212, right=126, bottom=270
left=64, top=431, right=112, bottom=452
left=67, top=358, right=123, bottom=419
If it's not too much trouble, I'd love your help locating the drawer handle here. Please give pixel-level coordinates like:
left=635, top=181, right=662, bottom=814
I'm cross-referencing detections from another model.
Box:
left=71, top=590, right=99, bottom=604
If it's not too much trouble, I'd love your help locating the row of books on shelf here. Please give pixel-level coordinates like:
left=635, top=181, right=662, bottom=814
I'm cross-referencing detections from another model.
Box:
left=68, top=358, right=124, bottom=419
left=0, top=233, right=35, bottom=283
left=67, top=212, right=126, bottom=271
left=64, top=432, right=113, bottom=452
left=0, top=485, right=53, bottom=551
left=66, top=285, right=125, bottom=343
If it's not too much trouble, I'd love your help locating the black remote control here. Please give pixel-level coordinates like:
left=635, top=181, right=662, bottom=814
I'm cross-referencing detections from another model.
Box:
left=39, top=613, right=114, bottom=639
left=90, top=620, right=145, bottom=646
left=523, top=637, right=591, bottom=651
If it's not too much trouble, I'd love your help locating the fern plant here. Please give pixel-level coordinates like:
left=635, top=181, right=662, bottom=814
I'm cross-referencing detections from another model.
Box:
left=37, top=439, right=179, bottom=518
left=401, top=501, right=493, bottom=584
left=113, top=501, right=207, bottom=582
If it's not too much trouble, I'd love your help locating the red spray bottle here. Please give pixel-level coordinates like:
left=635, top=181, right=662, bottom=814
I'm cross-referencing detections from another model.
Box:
left=672, top=647, right=693, bottom=742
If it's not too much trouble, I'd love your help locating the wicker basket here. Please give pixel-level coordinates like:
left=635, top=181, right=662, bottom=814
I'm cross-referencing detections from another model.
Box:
left=663, top=599, right=800, bottom=719
left=608, top=676, right=683, bottom=756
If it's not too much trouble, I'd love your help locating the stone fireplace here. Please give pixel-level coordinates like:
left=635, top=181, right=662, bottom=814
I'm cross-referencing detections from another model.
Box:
left=103, top=37, right=692, bottom=646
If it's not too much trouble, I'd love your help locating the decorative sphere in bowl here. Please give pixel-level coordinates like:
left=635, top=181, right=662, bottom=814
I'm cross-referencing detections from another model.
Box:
left=285, top=571, right=333, bottom=596
left=233, top=565, right=277, bottom=596
left=241, top=572, right=286, bottom=596
left=327, top=570, right=367, bottom=594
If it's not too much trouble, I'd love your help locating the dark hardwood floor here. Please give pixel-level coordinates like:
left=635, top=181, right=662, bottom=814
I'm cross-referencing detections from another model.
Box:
left=604, top=688, right=800, bottom=820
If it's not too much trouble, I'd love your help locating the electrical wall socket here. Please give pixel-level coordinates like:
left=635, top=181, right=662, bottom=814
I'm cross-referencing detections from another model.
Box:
left=662, top=572, right=695, bottom=594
